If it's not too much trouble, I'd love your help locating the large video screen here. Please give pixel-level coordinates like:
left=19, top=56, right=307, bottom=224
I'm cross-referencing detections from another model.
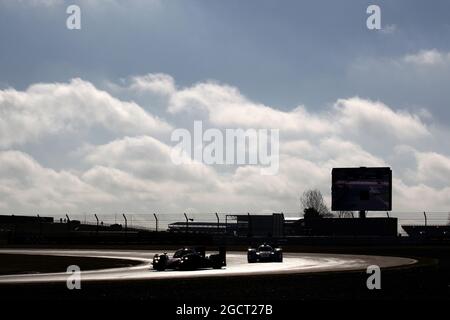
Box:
left=332, top=167, right=392, bottom=211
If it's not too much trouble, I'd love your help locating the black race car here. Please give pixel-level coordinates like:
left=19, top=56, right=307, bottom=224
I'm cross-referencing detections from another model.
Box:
left=247, top=244, right=283, bottom=263
left=152, top=247, right=226, bottom=271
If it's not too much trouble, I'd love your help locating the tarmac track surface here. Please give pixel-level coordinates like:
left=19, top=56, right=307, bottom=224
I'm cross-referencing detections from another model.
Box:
left=0, top=249, right=417, bottom=284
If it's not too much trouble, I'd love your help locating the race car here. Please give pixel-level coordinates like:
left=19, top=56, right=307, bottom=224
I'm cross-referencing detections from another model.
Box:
left=247, top=244, right=283, bottom=263
left=152, top=247, right=226, bottom=271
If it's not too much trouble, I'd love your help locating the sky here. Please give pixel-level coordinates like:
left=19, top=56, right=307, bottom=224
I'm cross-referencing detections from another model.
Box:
left=0, top=0, right=450, bottom=219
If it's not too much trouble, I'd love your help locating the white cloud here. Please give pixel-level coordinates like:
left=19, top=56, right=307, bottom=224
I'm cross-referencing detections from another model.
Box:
left=347, top=50, right=450, bottom=131
left=83, top=135, right=218, bottom=184
left=404, top=49, right=450, bottom=66
left=333, top=97, right=429, bottom=141
left=168, top=82, right=332, bottom=135
left=394, top=179, right=450, bottom=212
left=415, top=151, right=450, bottom=187
left=167, top=82, right=429, bottom=144
left=0, top=78, right=172, bottom=148
left=128, top=73, right=176, bottom=95
left=0, top=74, right=449, bottom=217
left=0, top=150, right=112, bottom=212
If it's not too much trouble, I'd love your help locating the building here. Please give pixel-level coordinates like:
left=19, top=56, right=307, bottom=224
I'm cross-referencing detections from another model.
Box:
left=402, top=225, right=450, bottom=240
left=167, top=213, right=285, bottom=237
left=230, top=213, right=285, bottom=237
left=168, top=222, right=229, bottom=234
left=287, top=217, right=398, bottom=237
left=167, top=213, right=397, bottom=238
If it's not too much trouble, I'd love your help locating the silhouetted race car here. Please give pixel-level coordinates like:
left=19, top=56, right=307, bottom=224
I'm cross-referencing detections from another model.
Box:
left=152, top=247, right=226, bottom=271
left=247, top=244, right=283, bottom=263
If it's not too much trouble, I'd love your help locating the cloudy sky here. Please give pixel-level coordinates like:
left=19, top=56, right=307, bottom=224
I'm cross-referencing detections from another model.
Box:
left=1, top=0, right=450, bottom=218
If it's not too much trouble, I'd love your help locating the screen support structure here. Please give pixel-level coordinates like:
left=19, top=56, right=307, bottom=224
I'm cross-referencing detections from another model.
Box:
left=359, top=210, right=366, bottom=219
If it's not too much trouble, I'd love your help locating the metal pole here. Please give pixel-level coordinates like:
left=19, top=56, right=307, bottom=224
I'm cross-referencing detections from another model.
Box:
left=424, top=211, right=427, bottom=226
left=123, top=213, right=128, bottom=231
left=66, top=214, right=71, bottom=232
left=248, top=212, right=252, bottom=237
left=225, top=215, right=228, bottom=234
left=153, top=213, right=158, bottom=232
left=37, top=214, right=42, bottom=239
left=184, top=213, right=189, bottom=233
left=215, top=212, right=220, bottom=232
left=94, top=214, right=99, bottom=234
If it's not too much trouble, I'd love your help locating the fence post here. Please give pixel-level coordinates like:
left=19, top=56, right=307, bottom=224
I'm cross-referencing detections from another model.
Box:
left=66, top=214, right=71, bottom=232
left=123, top=213, right=128, bottom=243
left=184, top=213, right=189, bottom=233
left=153, top=213, right=158, bottom=232
left=248, top=212, right=252, bottom=237
left=94, top=214, right=99, bottom=234
left=123, top=213, right=128, bottom=231
left=215, top=212, right=220, bottom=232
left=37, top=214, right=42, bottom=239
left=424, top=211, right=427, bottom=226
left=225, top=215, right=228, bottom=234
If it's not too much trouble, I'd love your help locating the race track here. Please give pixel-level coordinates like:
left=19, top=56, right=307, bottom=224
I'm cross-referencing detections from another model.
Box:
left=0, top=249, right=417, bottom=284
